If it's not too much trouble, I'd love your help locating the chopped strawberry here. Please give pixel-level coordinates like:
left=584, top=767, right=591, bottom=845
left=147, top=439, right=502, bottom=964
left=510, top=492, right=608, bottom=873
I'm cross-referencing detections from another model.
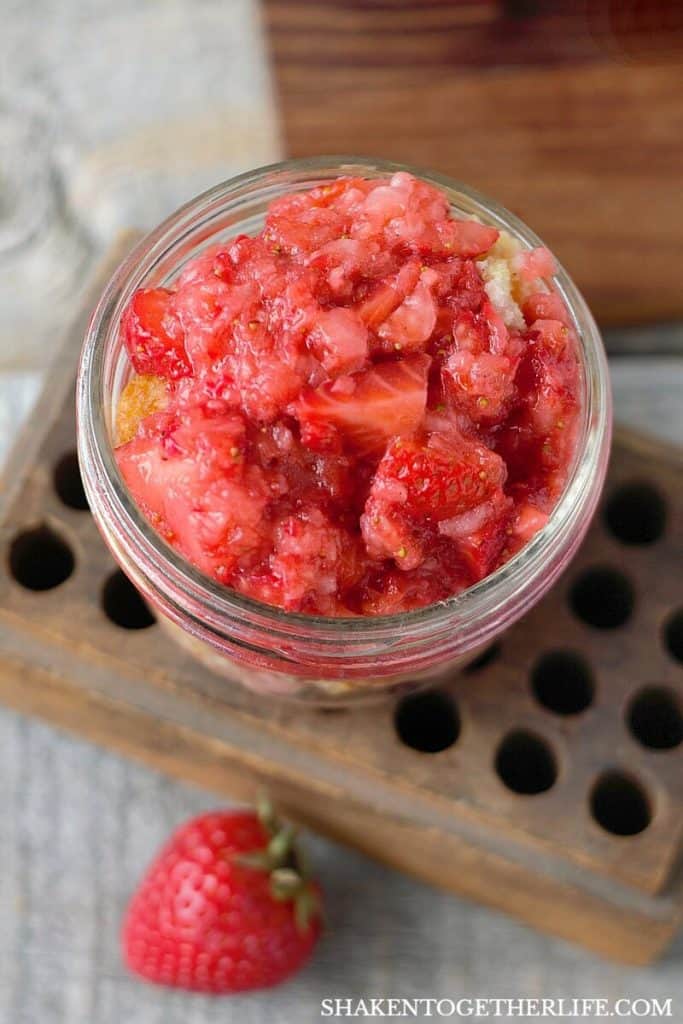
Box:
left=512, top=246, right=556, bottom=283
left=523, top=320, right=580, bottom=435
left=234, top=348, right=309, bottom=424
left=306, top=307, right=369, bottom=376
left=176, top=243, right=234, bottom=288
left=356, top=173, right=447, bottom=246
left=310, top=177, right=375, bottom=208
left=494, top=319, right=580, bottom=507
left=358, top=172, right=498, bottom=257
left=506, top=501, right=550, bottom=557
left=308, top=237, right=391, bottom=300
left=522, top=290, right=572, bottom=327
left=359, top=567, right=439, bottom=615
left=442, top=303, right=526, bottom=425
left=361, top=493, right=423, bottom=570
left=263, top=181, right=374, bottom=257
left=360, top=540, right=471, bottom=613
left=173, top=277, right=258, bottom=369
left=270, top=507, right=364, bottom=613
left=121, top=288, right=191, bottom=380
left=294, top=353, right=430, bottom=458
left=431, top=257, right=486, bottom=309
left=356, top=260, right=422, bottom=330
left=439, top=495, right=514, bottom=581
left=435, top=218, right=500, bottom=257
left=369, top=433, right=506, bottom=523
left=360, top=432, right=507, bottom=571
left=377, top=276, right=437, bottom=353
left=117, top=409, right=273, bottom=581
left=444, top=349, right=516, bottom=425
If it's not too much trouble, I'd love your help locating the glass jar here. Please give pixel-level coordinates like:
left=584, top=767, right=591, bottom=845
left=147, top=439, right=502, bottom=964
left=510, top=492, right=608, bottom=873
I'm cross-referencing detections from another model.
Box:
left=77, top=156, right=611, bottom=703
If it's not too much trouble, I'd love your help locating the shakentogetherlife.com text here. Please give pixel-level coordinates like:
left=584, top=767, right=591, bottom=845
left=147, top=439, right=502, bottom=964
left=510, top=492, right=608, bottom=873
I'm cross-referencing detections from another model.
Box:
left=320, top=997, right=674, bottom=1019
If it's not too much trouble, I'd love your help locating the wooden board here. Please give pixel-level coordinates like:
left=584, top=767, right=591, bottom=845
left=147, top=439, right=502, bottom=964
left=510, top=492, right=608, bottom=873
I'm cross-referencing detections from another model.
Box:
left=1, top=239, right=682, bottom=965
left=263, top=0, right=683, bottom=326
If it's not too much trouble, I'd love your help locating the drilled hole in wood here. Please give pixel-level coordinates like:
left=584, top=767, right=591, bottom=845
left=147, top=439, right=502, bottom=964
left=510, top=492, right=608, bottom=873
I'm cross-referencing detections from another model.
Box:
left=395, top=691, right=460, bottom=753
left=664, top=608, right=683, bottom=665
left=569, top=566, right=634, bottom=629
left=54, top=450, right=89, bottom=511
left=8, top=525, right=75, bottom=591
left=495, top=730, right=557, bottom=795
left=604, top=482, right=666, bottom=545
left=627, top=686, right=683, bottom=750
left=531, top=651, right=595, bottom=716
left=102, top=570, right=156, bottom=630
left=463, top=642, right=502, bottom=674
left=590, top=771, right=652, bottom=836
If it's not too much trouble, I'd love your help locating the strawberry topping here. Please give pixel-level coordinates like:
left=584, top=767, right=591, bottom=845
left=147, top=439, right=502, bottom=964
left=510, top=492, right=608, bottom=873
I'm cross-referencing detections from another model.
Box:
left=115, top=173, right=581, bottom=615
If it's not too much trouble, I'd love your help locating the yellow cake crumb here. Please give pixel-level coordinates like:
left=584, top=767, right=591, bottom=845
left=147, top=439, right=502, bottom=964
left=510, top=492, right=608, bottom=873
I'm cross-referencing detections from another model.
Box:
left=116, top=374, right=168, bottom=446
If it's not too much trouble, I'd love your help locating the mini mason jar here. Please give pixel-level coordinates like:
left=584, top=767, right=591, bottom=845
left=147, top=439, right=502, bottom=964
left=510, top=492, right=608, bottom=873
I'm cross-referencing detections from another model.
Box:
left=77, top=156, right=612, bottom=703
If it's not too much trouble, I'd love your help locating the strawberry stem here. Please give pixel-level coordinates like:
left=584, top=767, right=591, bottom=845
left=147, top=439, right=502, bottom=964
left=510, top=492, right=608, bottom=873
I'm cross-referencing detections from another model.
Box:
left=235, top=794, right=320, bottom=934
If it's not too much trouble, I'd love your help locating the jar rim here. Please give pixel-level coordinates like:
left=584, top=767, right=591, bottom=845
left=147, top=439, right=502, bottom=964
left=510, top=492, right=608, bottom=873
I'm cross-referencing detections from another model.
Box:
left=78, top=155, right=611, bottom=662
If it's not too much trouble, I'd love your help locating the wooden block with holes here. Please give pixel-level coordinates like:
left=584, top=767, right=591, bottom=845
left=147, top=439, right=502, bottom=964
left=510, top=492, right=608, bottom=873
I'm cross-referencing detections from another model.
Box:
left=1, top=239, right=683, bottom=965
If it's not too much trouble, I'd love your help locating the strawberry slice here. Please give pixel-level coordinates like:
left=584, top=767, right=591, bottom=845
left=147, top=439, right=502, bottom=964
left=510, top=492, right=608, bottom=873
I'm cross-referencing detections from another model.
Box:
left=371, top=432, right=507, bottom=522
left=294, top=353, right=430, bottom=458
left=121, top=288, right=191, bottom=380
left=360, top=431, right=507, bottom=569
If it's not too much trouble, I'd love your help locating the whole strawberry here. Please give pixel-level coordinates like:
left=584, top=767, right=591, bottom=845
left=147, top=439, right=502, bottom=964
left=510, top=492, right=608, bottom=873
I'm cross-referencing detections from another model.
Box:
left=122, top=799, right=321, bottom=994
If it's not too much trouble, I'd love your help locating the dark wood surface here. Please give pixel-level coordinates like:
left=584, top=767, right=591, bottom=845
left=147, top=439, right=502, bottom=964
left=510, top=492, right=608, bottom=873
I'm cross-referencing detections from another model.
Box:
left=1, top=241, right=682, bottom=966
left=264, top=0, right=683, bottom=326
